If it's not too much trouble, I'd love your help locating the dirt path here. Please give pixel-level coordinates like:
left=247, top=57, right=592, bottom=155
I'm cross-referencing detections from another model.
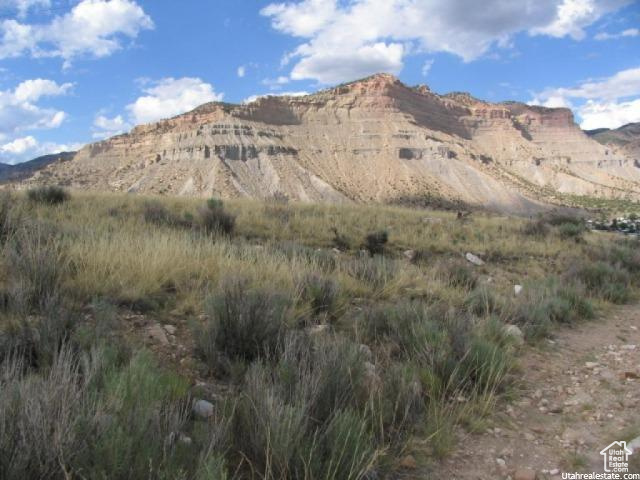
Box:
left=427, top=304, right=640, bottom=479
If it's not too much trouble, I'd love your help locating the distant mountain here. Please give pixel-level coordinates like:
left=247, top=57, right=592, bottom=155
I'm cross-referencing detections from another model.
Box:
left=585, top=123, right=640, bottom=159
left=15, top=74, right=640, bottom=213
left=0, top=151, right=76, bottom=182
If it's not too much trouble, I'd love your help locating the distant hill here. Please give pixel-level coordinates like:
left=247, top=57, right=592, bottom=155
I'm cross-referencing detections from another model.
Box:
left=585, top=123, right=640, bottom=159
left=0, top=151, right=76, bottom=183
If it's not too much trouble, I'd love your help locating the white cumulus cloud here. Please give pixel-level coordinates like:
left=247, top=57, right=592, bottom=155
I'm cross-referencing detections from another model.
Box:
left=0, top=0, right=51, bottom=18
left=594, top=27, right=639, bottom=40
left=580, top=99, right=640, bottom=129
left=0, top=0, right=153, bottom=66
left=530, top=0, right=627, bottom=40
left=126, top=77, right=224, bottom=124
left=0, top=78, right=70, bottom=137
left=0, top=135, right=83, bottom=164
left=421, top=59, right=434, bottom=77
left=262, top=0, right=630, bottom=84
left=13, top=78, right=73, bottom=102
left=237, top=66, right=246, bottom=78
left=93, top=114, right=130, bottom=139
left=0, top=135, right=37, bottom=154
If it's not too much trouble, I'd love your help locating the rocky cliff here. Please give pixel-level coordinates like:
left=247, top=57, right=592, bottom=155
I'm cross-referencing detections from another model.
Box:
left=25, top=74, right=640, bottom=213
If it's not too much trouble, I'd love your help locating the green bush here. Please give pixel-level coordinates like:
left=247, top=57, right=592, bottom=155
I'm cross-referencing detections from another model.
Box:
left=361, top=301, right=442, bottom=356
left=522, top=213, right=585, bottom=239
left=557, top=222, right=585, bottom=239
left=364, top=230, right=388, bottom=256
left=594, top=240, right=640, bottom=279
left=26, top=185, right=70, bottom=205
left=75, top=351, right=192, bottom=479
left=230, top=335, right=377, bottom=479
left=0, top=343, right=219, bottom=480
left=567, top=260, right=632, bottom=303
left=521, top=218, right=550, bottom=237
left=195, top=278, right=291, bottom=367
left=361, top=301, right=511, bottom=399
left=511, top=280, right=594, bottom=339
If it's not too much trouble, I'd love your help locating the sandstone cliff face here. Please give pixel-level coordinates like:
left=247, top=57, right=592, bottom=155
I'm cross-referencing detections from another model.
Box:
left=27, top=74, right=640, bottom=213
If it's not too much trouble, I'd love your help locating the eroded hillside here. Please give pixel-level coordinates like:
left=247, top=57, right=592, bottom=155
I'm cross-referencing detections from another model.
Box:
left=25, top=74, right=640, bottom=213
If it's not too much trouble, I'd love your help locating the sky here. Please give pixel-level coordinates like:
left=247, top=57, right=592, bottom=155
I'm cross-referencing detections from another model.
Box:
left=0, top=0, right=639, bottom=164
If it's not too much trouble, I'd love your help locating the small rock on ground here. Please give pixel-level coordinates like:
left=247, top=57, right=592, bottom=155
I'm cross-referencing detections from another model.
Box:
left=466, top=252, right=485, bottom=266
left=193, top=399, right=214, bottom=419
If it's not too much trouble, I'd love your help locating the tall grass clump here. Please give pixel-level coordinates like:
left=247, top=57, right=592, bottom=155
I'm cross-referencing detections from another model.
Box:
left=521, top=218, right=550, bottom=237
left=198, top=198, right=235, bottom=235
left=300, top=273, right=340, bottom=317
left=522, top=212, right=585, bottom=239
left=567, top=260, right=632, bottom=304
left=272, top=241, right=336, bottom=273
left=142, top=200, right=193, bottom=229
left=439, top=260, right=477, bottom=290
left=510, top=279, right=594, bottom=340
left=464, top=287, right=502, bottom=317
left=361, top=302, right=512, bottom=399
left=195, top=278, right=291, bottom=369
left=6, top=223, right=67, bottom=312
left=590, top=239, right=640, bottom=281
left=26, top=185, right=70, bottom=205
left=230, top=335, right=378, bottom=479
left=347, top=255, right=397, bottom=291
left=0, top=191, right=19, bottom=242
left=0, top=345, right=218, bottom=480
left=0, top=347, right=94, bottom=480
left=73, top=351, right=193, bottom=479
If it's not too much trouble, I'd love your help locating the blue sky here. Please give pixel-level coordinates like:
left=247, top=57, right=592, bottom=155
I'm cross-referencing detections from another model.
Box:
left=0, top=0, right=639, bottom=164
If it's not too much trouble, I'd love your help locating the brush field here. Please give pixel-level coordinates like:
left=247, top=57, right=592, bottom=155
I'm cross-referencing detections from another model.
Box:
left=1, top=187, right=639, bottom=479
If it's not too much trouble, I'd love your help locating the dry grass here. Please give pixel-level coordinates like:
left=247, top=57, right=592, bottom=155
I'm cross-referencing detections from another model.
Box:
left=3, top=191, right=575, bottom=310
left=1, top=189, right=638, bottom=479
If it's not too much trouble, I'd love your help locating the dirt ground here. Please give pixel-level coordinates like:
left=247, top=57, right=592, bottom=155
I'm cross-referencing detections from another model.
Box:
left=427, top=304, right=640, bottom=479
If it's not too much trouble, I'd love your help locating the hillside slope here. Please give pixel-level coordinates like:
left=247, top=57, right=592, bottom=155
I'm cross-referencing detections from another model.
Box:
left=1, top=152, right=75, bottom=183
left=24, top=74, right=640, bottom=213
left=586, top=122, right=640, bottom=161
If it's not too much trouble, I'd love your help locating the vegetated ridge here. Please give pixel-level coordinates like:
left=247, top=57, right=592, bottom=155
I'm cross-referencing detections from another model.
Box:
left=586, top=122, right=640, bottom=160
left=0, top=151, right=75, bottom=183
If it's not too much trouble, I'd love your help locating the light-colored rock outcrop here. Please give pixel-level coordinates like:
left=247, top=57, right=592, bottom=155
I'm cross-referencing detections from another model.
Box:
left=25, top=74, right=640, bottom=213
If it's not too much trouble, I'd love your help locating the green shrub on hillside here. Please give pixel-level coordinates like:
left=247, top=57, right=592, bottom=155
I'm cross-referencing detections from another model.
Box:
left=567, top=260, right=632, bottom=304
left=511, top=280, right=594, bottom=339
left=27, top=185, right=70, bottom=205
left=364, top=230, right=388, bottom=256
left=300, top=273, right=340, bottom=316
left=198, top=198, right=235, bottom=235
left=195, top=278, right=291, bottom=368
